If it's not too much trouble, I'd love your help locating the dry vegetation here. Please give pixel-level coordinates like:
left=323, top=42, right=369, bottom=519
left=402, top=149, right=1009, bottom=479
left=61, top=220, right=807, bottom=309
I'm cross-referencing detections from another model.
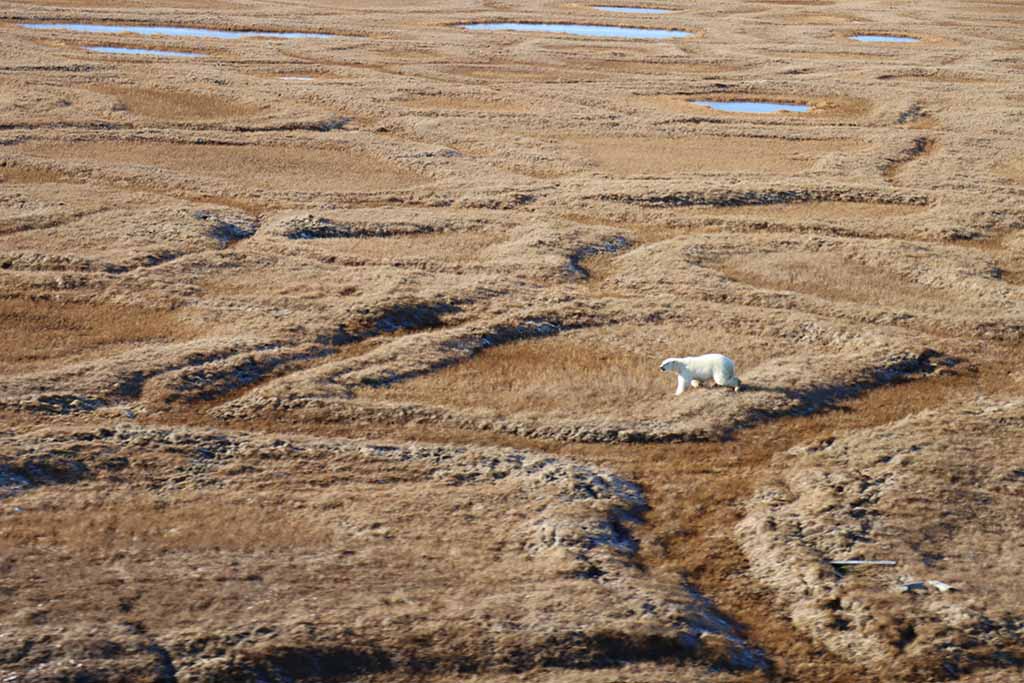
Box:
left=0, top=298, right=190, bottom=371
left=24, top=140, right=427, bottom=194
left=1, top=0, right=1023, bottom=681
left=376, top=324, right=779, bottom=420
left=568, top=135, right=861, bottom=175
left=94, top=86, right=262, bottom=122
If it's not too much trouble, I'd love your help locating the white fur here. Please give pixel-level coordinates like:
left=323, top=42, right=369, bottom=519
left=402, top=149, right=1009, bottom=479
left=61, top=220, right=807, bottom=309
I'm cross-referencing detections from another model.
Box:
left=660, top=354, right=741, bottom=394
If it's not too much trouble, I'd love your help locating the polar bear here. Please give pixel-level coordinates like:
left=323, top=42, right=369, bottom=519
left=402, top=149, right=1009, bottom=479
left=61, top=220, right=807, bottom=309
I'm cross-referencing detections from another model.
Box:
left=659, top=354, right=741, bottom=395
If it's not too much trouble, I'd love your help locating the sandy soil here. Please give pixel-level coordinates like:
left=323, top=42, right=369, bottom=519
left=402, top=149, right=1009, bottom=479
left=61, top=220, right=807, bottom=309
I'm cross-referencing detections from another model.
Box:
left=1, top=0, right=1023, bottom=681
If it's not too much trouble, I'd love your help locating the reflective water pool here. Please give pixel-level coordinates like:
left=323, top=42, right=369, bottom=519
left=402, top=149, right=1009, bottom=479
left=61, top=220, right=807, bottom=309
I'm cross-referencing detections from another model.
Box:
left=86, top=46, right=203, bottom=57
left=462, top=23, right=691, bottom=39
left=23, top=23, right=334, bottom=40
left=593, top=6, right=672, bottom=13
left=690, top=100, right=810, bottom=114
left=851, top=34, right=919, bottom=43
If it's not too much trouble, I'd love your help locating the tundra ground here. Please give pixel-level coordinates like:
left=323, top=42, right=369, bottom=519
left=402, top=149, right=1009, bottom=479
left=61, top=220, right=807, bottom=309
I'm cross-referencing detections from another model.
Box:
left=1, top=0, right=1023, bottom=681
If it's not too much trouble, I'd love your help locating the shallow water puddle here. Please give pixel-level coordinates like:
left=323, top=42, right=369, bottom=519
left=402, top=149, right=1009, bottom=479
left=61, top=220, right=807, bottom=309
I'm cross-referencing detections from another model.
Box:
left=691, top=100, right=810, bottom=113
left=462, top=23, right=691, bottom=39
left=23, top=23, right=333, bottom=39
left=593, top=6, right=672, bottom=14
left=851, top=34, right=918, bottom=43
left=280, top=76, right=316, bottom=81
left=87, top=46, right=203, bottom=57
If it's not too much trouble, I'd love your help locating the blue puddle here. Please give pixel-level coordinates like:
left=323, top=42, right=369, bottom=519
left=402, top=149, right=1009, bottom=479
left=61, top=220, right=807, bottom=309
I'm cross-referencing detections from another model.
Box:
left=87, top=46, right=203, bottom=57
left=690, top=100, right=810, bottom=114
left=22, top=23, right=334, bottom=40
left=851, top=34, right=919, bottom=43
left=593, top=6, right=672, bottom=14
left=462, top=23, right=691, bottom=39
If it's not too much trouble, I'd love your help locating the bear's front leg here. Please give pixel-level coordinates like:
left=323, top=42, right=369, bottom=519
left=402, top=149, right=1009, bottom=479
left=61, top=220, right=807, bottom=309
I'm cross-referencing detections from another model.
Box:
left=675, top=374, right=687, bottom=395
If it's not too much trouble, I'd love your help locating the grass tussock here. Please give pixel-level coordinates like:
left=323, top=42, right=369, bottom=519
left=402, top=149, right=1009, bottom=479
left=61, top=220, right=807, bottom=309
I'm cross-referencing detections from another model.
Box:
left=0, top=298, right=190, bottom=370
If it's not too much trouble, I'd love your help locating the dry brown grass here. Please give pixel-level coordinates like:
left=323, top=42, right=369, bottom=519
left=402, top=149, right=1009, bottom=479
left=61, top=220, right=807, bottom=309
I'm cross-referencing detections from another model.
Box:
left=377, top=325, right=777, bottom=418
left=295, top=229, right=505, bottom=263
left=994, top=156, right=1024, bottom=184
left=0, top=165, right=70, bottom=185
left=676, top=201, right=924, bottom=222
left=380, top=335, right=662, bottom=415
left=776, top=12, right=865, bottom=25
left=25, top=140, right=428, bottom=194
left=0, top=165, right=271, bottom=214
left=571, top=59, right=741, bottom=76
left=95, top=85, right=261, bottom=122
left=0, top=494, right=334, bottom=553
left=568, top=135, right=861, bottom=175
left=5, top=0, right=240, bottom=6
left=362, top=364, right=1007, bottom=683
left=261, top=355, right=1013, bottom=683
left=400, top=94, right=529, bottom=112
left=884, top=139, right=938, bottom=180
left=442, top=63, right=591, bottom=81
left=721, top=252, right=941, bottom=307
left=3, top=0, right=1024, bottom=679
left=0, top=298, right=190, bottom=371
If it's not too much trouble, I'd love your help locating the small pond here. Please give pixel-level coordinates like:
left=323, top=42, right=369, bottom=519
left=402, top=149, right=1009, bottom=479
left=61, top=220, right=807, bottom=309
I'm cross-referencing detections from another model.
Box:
left=851, top=34, right=919, bottom=43
left=462, top=23, right=691, bottom=39
left=593, top=6, right=672, bottom=14
left=86, top=46, right=203, bottom=57
left=22, top=23, right=334, bottom=40
left=690, top=100, right=810, bottom=114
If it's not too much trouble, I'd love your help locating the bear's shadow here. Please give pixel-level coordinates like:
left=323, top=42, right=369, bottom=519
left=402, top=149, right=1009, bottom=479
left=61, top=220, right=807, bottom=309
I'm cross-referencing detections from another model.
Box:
left=689, top=381, right=786, bottom=394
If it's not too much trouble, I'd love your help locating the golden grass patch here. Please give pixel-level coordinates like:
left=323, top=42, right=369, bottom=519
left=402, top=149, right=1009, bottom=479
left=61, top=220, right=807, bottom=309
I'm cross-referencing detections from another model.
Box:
left=0, top=495, right=333, bottom=553
left=377, top=327, right=775, bottom=418
left=0, top=166, right=70, bottom=185
left=400, top=94, right=529, bottom=113
left=26, top=140, right=428, bottom=194
left=995, top=156, right=1024, bottom=184
left=95, top=85, right=261, bottom=122
left=8, top=0, right=241, bottom=6
left=777, top=12, right=864, bottom=24
left=569, top=59, right=740, bottom=76
left=681, top=200, right=925, bottom=222
left=443, top=64, right=589, bottom=81
left=0, top=298, right=191, bottom=371
left=301, top=229, right=503, bottom=263
left=721, top=252, right=941, bottom=307
left=568, top=135, right=860, bottom=176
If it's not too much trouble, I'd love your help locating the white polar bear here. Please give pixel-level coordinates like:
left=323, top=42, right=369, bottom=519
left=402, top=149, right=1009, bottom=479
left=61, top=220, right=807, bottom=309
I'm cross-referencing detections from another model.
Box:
left=659, top=354, right=742, bottom=395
